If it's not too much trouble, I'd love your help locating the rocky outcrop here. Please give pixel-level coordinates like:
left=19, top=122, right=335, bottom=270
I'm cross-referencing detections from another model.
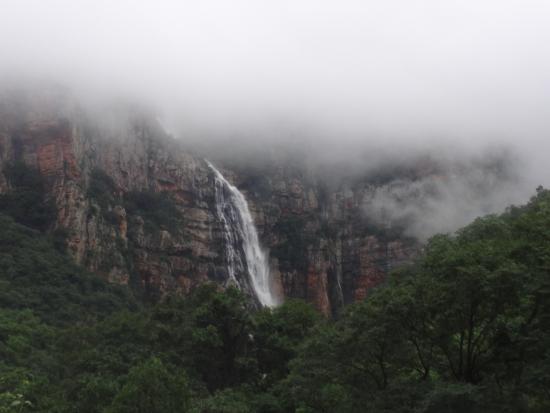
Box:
left=0, top=87, right=418, bottom=313
left=0, top=88, right=231, bottom=302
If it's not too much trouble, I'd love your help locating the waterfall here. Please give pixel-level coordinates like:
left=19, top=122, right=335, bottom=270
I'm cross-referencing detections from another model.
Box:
left=207, top=161, right=278, bottom=307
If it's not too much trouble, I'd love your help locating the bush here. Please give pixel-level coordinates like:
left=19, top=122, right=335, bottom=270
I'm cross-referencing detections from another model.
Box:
left=0, top=162, right=56, bottom=231
left=87, top=168, right=118, bottom=209
left=0, top=213, right=138, bottom=325
left=106, top=357, right=191, bottom=413
left=124, top=190, right=182, bottom=233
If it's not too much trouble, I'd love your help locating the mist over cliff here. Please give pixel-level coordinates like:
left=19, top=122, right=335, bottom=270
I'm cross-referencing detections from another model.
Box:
left=2, top=3, right=550, bottom=410
left=1, top=0, right=549, bottom=239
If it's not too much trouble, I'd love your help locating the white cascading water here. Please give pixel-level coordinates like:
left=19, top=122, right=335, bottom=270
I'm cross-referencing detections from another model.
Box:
left=207, top=161, right=278, bottom=307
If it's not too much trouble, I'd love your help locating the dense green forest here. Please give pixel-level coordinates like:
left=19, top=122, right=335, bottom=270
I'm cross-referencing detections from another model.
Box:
left=1, top=177, right=550, bottom=411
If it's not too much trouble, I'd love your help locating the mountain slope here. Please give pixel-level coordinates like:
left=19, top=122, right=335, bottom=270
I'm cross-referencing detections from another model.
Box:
left=0, top=87, right=519, bottom=313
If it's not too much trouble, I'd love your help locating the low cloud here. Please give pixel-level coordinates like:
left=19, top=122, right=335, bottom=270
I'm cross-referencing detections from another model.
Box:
left=362, top=151, right=526, bottom=240
left=0, top=1, right=549, bottom=237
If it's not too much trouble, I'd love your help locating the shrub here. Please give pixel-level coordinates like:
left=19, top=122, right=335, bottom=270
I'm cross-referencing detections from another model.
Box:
left=124, top=191, right=182, bottom=233
left=0, top=162, right=56, bottom=231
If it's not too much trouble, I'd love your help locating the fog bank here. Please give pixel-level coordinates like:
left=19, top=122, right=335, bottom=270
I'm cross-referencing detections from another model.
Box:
left=1, top=0, right=549, bottom=237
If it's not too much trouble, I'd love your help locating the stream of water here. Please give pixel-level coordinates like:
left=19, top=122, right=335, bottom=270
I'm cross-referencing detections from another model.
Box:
left=207, top=161, right=278, bottom=307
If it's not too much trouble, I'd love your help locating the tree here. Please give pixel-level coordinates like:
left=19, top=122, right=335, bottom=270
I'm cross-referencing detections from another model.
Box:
left=151, top=285, right=256, bottom=391
left=253, top=299, right=320, bottom=385
left=106, top=357, right=191, bottom=413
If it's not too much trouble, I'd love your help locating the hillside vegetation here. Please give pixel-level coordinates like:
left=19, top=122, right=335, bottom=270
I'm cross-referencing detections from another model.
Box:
left=1, top=186, right=550, bottom=412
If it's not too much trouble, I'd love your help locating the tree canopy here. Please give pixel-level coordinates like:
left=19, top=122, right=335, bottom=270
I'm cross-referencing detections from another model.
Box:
left=1, top=188, right=550, bottom=411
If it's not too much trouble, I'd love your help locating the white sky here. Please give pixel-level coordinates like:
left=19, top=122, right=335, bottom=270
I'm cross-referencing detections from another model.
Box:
left=1, top=0, right=550, bottom=177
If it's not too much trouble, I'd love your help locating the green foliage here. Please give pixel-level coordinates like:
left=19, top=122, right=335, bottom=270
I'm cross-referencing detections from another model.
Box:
left=50, top=227, right=70, bottom=253
left=418, top=383, right=483, bottom=413
left=0, top=162, right=56, bottom=231
left=272, top=215, right=314, bottom=272
left=151, top=285, right=256, bottom=391
left=0, top=213, right=138, bottom=325
left=87, top=168, right=118, bottom=209
left=106, top=357, right=191, bottom=413
left=1, top=188, right=550, bottom=411
left=0, top=367, right=34, bottom=413
left=124, top=190, right=182, bottom=233
left=87, top=169, right=184, bottom=235
left=282, top=188, right=550, bottom=412
left=253, top=300, right=320, bottom=385
left=87, top=169, right=127, bottom=226
left=191, top=388, right=253, bottom=413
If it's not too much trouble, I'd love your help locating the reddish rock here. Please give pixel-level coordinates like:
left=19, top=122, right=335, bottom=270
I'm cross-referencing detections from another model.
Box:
left=0, top=89, right=420, bottom=312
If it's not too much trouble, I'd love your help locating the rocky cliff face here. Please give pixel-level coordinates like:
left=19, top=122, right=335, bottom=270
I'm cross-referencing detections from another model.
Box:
left=0, top=87, right=226, bottom=302
left=0, top=87, right=419, bottom=313
left=227, top=157, right=420, bottom=315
